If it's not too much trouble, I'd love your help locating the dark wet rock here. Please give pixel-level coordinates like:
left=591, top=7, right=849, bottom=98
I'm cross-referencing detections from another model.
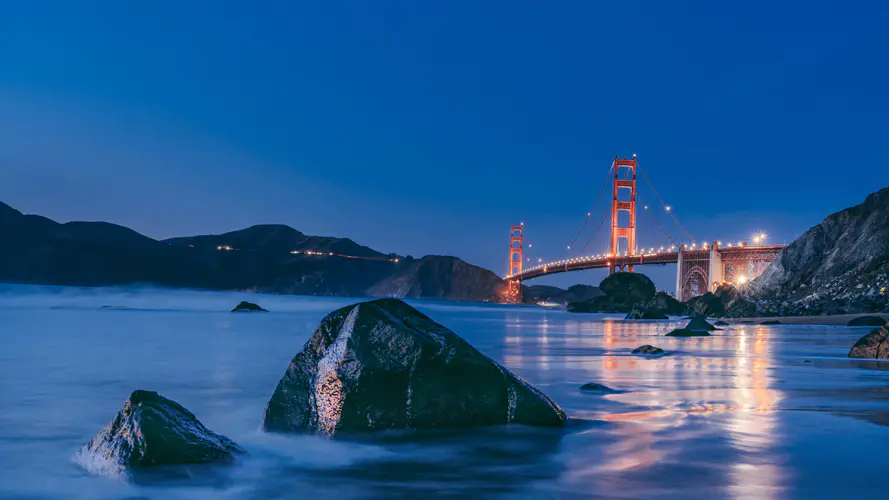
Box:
left=599, top=272, right=656, bottom=304
left=568, top=272, right=655, bottom=313
left=232, top=301, right=267, bottom=312
left=686, top=316, right=718, bottom=332
left=686, top=284, right=757, bottom=318
left=666, top=329, right=711, bottom=337
left=645, top=291, right=686, bottom=316
left=848, top=316, right=887, bottom=327
left=579, top=383, right=622, bottom=394
left=684, top=292, right=723, bottom=317
left=262, top=299, right=566, bottom=435
left=761, top=320, right=781, bottom=325
left=625, top=307, right=669, bottom=320
left=714, top=320, right=729, bottom=326
left=74, top=390, right=244, bottom=478
left=848, top=325, right=889, bottom=359
left=631, top=345, right=665, bottom=355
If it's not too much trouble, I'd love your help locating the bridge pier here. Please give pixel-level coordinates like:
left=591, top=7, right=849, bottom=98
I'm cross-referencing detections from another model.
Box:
left=709, top=242, right=724, bottom=293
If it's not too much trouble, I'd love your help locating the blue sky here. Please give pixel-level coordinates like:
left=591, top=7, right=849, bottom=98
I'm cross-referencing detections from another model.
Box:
left=2, top=1, right=888, bottom=291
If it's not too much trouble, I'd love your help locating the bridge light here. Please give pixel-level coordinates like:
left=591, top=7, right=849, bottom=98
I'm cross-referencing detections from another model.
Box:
left=587, top=212, right=591, bottom=216
left=665, top=206, right=672, bottom=212
left=737, top=275, right=748, bottom=285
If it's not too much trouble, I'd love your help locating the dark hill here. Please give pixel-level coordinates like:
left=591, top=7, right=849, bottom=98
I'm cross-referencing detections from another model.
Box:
left=0, top=202, right=503, bottom=301
left=366, top=255, right=506, bottom=302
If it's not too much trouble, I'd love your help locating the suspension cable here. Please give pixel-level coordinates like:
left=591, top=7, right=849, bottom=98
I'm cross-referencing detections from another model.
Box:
left=637, top=194, right=678, bottom=247
left=574, top=208, right=611, bottom=256
left=638, top=166, right=695, bottom=243
left=557, top=163, right=613, bottom=260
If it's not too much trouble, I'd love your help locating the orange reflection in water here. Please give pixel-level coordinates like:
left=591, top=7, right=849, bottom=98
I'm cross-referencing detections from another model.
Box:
left=553, top=319, right=785, bottom=497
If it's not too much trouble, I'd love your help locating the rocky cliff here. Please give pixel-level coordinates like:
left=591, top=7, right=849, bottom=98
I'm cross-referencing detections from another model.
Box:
left=752, top=186, right=889, bottom=315
left=366, top=255, right=506, bottom=302
left=0, top=201, right=504, bottom=302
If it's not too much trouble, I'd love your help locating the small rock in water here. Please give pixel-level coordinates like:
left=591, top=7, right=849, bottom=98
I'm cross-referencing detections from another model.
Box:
left=262, top=298, right=566, bottom=435
left=631, top=345, right=665, bottom=356
left=847, top=316, right=887, bottom=327
left=74, top=390, right=245, bottom=479
left=666, top=329, right=711, bottom=337
left=625, top=307, right=669, bottom=320
left=232, top=301, right=267, bottom=312
left=848, top=325, right=889, bottom=359
left=761, top=319, right=781, bottom=325
left=685, top=316, right=718, bottom=332
left=579, top=383, right=622, bottom=394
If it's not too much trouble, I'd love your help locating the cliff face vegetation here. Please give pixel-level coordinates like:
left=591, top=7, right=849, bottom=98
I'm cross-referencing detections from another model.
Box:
left=751, top=186, right=889, bottom=315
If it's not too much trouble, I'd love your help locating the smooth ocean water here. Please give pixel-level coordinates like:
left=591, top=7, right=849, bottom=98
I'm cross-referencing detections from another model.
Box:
left=1, top=284, right=888, bottom=499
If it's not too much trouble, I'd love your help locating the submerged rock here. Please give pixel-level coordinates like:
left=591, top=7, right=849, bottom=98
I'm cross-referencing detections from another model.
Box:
left=579, top=383, right=622, bottom=394
left=232, top=301, right=267, bottom=312
left=74, top=390, right=244, bottom=478
left=761, top=320, right=782, bottom=325
left=848, top=325, right=889, bottom=359
left=262, top=299, right=566, bottom=435
left=631, top=345, right=665, bottom=356
left=686, top=316, right=718, bottom=332
left=714, top=320, right=729, bottom=326
left=847, top=316, right=887, bottom=327
left=666, top=329, right=711, bottom=337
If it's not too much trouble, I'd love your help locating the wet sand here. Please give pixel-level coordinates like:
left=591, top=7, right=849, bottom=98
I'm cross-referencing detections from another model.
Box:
left=727, top=312, right=889, bottom=326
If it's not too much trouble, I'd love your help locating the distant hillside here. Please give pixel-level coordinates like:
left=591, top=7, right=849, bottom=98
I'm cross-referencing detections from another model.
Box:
left=0, top=201, right=506, bottom=302
left=522, top=284, right=603, bottom=305
left=752, top=185, right=889, bottom=315
left=366, top=255, right=506, bottom=302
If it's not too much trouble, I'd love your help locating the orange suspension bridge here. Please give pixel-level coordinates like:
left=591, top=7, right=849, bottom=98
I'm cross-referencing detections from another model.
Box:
left=504, top=155, right=785, bottom=303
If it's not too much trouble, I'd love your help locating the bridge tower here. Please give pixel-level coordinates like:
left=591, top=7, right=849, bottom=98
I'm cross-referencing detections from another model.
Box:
left=609, top=155, right=637, bottom=274
left=506, top=224, right=523, bottom=303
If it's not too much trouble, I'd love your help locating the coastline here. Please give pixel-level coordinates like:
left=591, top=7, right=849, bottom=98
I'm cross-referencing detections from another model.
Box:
left=725, top=312, right=889, bottom=326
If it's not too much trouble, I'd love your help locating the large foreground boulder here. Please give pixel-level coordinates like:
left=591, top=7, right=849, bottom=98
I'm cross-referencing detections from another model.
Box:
left=74, top=391, right=245, bottom=478
left=568, top=272, right=656, bottom=313
left=848, top=325, right=889, bottom=359
left=262, top=299, right=566, bottom=435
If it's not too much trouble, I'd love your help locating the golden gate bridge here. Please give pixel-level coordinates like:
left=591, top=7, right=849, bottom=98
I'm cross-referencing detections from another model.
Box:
left=505, top=155, right=785, bottom=303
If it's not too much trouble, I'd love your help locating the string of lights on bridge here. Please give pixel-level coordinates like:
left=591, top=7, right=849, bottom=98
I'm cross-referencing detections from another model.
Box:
left=508, top=234, right=769, bottom=279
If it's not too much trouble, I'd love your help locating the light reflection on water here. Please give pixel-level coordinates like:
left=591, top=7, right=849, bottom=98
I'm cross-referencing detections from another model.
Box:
left=1, top=286, right=888, bottom=499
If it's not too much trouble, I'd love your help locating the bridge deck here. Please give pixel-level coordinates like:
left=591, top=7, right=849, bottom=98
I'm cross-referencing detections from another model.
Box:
left=509, top=245, right=785, bottom=282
